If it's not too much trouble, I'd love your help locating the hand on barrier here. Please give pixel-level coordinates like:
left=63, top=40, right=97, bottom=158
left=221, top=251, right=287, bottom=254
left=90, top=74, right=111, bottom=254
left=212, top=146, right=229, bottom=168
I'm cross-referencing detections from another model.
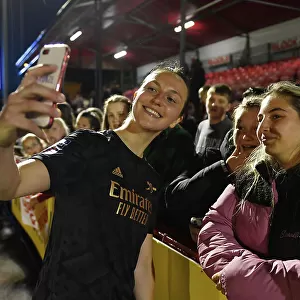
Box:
left=189, top=217, right=203, bottom=243
left=190, top=217, right=203, bottom=227
left=189, top=224, right=200, bottom=243
left=0, top=65, right=65, bottom=147
left=212, top=272, right=226, bottom=295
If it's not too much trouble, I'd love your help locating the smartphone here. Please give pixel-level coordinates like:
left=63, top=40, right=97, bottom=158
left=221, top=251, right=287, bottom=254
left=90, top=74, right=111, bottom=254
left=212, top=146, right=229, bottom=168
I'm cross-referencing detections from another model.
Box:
left=30, top=44, right=70, bottom=128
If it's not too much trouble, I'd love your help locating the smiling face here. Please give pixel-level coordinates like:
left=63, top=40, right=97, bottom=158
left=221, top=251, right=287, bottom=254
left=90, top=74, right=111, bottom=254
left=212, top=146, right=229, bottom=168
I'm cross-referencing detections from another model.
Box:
left=257, top=95, right=300, bottom=169
left=234, top=107, right=260, bottom=156
left=132, top=71, right=188, bottom=132
left=206, top=91, right=231, bottom=122
left=107, top=102, right=130, bottom=130
left=22, top=137, right=43, bottom=156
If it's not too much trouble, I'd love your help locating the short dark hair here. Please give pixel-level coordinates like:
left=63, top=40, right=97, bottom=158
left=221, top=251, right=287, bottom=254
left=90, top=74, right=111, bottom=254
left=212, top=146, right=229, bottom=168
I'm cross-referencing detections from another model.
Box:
left=57, top=102, right=75, bottom=132
left=85, top=107, right=103, bottom=124
left=76, top=110, right=101, bottom=131
left=148, top=60, right=190, bottom=88
left=209, top=84, right=232, bottom=103
left=242, top=87, right=266, bottom=98
left=199, top=85, right=211, bottom=94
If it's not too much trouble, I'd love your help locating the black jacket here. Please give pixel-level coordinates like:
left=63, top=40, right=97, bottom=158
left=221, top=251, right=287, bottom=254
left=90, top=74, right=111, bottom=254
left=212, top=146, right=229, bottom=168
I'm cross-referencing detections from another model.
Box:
left=164, top=147, right=233, bottom=231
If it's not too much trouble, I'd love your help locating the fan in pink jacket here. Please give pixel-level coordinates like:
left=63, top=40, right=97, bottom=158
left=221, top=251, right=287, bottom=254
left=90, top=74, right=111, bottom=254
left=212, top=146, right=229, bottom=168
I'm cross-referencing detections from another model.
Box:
left=198, top=81, right=300, bottom=300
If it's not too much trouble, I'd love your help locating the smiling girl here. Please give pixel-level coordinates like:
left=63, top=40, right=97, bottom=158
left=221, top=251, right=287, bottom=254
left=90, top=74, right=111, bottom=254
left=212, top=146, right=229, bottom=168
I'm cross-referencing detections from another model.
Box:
left=198, top=81, right=300, bottom=300
left=0, top=61, right=189, bottom=300
left=101, top=95, right=131, bottom=130
left=165, top=95, right=261, bottom=242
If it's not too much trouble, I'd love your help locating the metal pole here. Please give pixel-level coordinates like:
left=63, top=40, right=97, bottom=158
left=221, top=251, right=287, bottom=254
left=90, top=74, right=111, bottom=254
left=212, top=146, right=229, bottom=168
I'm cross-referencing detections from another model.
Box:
left=245, top=0, right=300, bottom=12
left=94, top=0, right=103, bottom=108
left=179, top=0, right=186, bottom=67
left=1, top=0, right=9, bottom=103
left=191, top=0, right=223, bottom=16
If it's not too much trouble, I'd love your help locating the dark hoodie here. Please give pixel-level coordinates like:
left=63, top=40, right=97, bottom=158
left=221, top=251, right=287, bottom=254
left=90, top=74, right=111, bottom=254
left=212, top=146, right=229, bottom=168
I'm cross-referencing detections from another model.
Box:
left=236, top=161, right=300, bottom=260
left=268, top=164, right=300, bottom=260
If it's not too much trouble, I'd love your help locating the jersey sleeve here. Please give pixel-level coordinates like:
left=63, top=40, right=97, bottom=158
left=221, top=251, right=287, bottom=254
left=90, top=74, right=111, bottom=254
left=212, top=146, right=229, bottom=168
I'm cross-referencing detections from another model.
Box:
left=147, top=187, right=162, bottom=234
left=33, top=130, right=105, bottom=193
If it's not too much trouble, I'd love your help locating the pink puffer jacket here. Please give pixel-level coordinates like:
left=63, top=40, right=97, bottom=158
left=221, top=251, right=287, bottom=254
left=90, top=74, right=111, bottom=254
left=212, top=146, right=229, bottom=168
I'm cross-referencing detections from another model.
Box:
left=198, top=183, right=300, bottom=300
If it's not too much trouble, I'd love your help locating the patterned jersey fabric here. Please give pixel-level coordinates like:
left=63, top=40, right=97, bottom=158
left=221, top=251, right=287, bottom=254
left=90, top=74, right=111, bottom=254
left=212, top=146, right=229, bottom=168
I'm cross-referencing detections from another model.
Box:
left=32, top=130, right=160, bottom=300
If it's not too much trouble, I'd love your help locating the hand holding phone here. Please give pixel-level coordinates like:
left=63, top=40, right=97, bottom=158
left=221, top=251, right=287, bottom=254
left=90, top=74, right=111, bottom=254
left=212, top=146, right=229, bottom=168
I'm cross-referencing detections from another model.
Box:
left=28, top=44, right=70, bottom=128
left=0, top=65, right=65, bottom=147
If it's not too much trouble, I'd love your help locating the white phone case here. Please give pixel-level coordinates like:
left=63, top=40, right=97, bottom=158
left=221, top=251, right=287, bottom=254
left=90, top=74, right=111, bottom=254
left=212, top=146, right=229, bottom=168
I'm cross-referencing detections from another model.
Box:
left=31, top=44, right=70, bottom=128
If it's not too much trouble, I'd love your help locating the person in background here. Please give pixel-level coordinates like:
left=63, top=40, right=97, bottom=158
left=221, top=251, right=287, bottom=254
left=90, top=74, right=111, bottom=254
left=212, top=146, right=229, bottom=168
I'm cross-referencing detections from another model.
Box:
left=227, top=98, right=242, bottom=119
left=70, top=92, right=84, bottom=112
left=85, top=107, right=103, bottom=126
left=102, top=85, right=111, bottom=102
left=57, top=102, right=75, bottom=132
left=198, top=85, right=211, bottom=121
left=180, top=101, right=198, bottom=139
left=143, top=106, right=195, bottom=245
left=220, top=87, right=266, bottom=161
left=75, top=109, right=101, bottom=131
left=198, top=81, right=300, bottom=299
left=44, top=117, right=70, bottom=146
left=101, top=95, right=131, bottom=130
left=144, top=123, right=195, bottom=190
left=110, top=82, right=122, bottom=95
left=165, top=95, right=261, bottom=243
left=0, top=61, right=189, bottom=300
left=189, top=59, right=206, bottom=119
left=123, top=87, right=138, bottom=102
left=21, top=134, right=44, bottom=157
left=195, top=84, right=233, bottom=155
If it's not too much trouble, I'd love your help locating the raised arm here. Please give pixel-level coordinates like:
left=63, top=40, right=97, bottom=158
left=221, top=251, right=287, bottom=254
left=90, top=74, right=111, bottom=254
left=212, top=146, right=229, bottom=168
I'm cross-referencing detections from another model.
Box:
left=165, top=145, right=248, bottom=220
left=14, top=159, right=50, bottom=199
left=0, top=65, right=65, bottom=200
left=165, top=159, right=230, bottom=219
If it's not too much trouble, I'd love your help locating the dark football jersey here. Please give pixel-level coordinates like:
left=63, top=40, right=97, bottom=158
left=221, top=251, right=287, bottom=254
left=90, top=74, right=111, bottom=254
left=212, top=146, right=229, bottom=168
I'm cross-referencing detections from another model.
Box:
left=32, top=129, right=160, bottom=300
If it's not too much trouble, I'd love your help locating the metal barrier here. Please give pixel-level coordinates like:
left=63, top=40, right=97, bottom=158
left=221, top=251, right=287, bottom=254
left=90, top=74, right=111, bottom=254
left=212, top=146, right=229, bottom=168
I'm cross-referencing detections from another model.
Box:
left=153, top=230, right=227, bottom=300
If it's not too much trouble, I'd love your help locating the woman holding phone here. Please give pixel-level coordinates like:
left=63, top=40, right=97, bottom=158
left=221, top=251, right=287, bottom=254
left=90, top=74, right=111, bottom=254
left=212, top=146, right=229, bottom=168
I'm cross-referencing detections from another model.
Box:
left=0, top=61, right=189, bottom=300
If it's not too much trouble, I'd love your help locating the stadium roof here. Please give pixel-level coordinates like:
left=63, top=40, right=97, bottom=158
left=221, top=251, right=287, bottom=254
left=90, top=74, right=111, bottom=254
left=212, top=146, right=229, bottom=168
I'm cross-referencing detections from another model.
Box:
left=16, top=0, right=300, bottom=72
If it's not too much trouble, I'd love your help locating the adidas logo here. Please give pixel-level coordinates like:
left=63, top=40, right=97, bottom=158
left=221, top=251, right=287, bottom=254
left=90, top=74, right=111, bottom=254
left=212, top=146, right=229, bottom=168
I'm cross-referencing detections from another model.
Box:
left=112, top=167, right=123, bottom=178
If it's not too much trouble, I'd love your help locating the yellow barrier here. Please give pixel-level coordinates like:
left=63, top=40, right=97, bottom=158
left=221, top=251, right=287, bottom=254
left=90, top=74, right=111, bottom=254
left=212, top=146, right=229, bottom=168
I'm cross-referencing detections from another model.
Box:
left=153, top=239, right=227, bottom=300
left=11, top=195, right=55, bottom=258
left=12, top=195, right=226, bottom=299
